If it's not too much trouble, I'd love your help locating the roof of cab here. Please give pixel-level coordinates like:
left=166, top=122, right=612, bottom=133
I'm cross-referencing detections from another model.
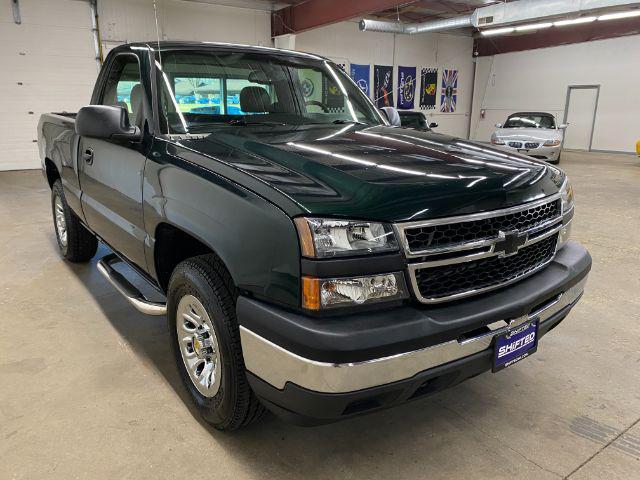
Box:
left=114, top=41, right=327, bottom=62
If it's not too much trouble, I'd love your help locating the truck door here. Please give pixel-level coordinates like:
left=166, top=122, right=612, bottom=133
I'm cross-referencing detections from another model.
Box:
left=78, top=52, right=149, bottom=269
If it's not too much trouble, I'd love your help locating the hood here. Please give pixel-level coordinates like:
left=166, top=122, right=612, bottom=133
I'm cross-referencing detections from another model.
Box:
left=178, top=124, right=564, bottom=222
left=493, top=127, right=563, bottom=142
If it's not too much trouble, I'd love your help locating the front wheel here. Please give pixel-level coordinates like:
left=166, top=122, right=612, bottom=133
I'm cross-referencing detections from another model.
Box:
left=167, top=254, right=265, bottom=431
left=51, top=179, right=97, bottom=262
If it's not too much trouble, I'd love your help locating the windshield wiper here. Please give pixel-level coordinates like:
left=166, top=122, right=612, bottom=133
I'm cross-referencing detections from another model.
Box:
left=227, top=119, right=287, bottom=126
left=331, top=119, right=368, bottom=125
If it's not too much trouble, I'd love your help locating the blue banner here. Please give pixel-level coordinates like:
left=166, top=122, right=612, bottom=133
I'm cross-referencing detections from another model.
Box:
left=350, top=63, right=370, bottom=98
left=397, top=66, right=417, bottom=110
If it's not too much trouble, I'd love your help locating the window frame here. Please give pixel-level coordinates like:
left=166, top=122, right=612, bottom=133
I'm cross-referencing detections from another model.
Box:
left=94, top=52, right=146, bottom=127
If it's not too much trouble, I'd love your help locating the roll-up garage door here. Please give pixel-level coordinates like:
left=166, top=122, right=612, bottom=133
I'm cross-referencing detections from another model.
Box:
left=0, top=0, right=97, bottom=170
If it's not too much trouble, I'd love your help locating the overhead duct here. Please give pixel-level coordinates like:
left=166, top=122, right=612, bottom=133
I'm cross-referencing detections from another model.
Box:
left=359, top=15, right=472, bottom=34
left=359, top=0, right=640, bottom=35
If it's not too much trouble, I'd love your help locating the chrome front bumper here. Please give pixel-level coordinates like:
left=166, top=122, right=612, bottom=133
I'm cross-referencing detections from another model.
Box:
left=240, top=276, right=587, bottom=394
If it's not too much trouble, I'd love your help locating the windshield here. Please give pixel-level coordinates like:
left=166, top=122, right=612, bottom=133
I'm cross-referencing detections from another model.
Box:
left=503, top=114, right=556, bottom=129
left=155, top=50, right=384, bottom=133
left=399, top=112, right=428, bottom=130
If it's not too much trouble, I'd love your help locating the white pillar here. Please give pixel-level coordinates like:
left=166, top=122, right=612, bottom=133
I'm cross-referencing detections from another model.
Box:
left=274, top=34, right=296, bottom=50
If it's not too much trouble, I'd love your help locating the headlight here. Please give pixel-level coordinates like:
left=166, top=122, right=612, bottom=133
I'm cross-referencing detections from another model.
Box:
left=557, top=177, right=574, bottom=251
left=560, top=177, right=574, bottom=213
left=491, top=136, right=505, bottom=145
left=302, top=272, right=407, bottom=310
left=294, top=218, right=398, bottom=258
left=543, top=139, right=561, bottom=147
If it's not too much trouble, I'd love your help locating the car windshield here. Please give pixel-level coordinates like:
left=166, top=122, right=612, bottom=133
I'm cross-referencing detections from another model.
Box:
left=503, top=114, right=556, bottom=129
left=399, top=112, right=428, bottom=129
left=155, top=50, right=384, bottom=134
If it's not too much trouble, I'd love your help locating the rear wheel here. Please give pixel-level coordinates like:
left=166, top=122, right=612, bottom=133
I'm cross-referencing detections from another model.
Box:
left=167, top=254, right=265, bottom=431
left=51, top=179, right=97, bottom=262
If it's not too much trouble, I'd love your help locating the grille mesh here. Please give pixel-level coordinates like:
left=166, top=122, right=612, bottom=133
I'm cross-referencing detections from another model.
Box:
left=405, top=199, right=560, bottom=253
left=525, top=142, right=540, bottom=149
left=414, top=235, right=557, bottom=301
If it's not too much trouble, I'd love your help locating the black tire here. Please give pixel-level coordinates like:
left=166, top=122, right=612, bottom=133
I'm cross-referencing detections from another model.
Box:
left=51, top=179, right=98, bottom=263
left=167, top=254, right=265, bottom=431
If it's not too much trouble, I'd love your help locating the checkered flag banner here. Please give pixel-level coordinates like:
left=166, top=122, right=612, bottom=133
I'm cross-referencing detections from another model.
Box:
left=419, top=68, right=437, bottom=110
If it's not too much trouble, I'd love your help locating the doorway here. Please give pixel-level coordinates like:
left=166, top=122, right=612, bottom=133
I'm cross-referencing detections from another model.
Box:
left=563, top=85, right=600, bottom=151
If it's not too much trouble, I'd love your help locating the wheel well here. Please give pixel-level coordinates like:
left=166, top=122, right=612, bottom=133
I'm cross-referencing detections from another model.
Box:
left=154, top=223, right=225, bottom=292
left=44, top=159, right=60, bottom=188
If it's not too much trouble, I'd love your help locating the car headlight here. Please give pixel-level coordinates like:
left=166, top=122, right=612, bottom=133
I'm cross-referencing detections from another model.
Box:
left=302, top=272, right=407, bottom=310
left=557, top=177, right=574, bottom=250
left=491, top=135, right=505, bottom=145
left=294, top=218, right=398, bottom=258
left=543, top=139, right=561, bottom=147
left=560, top=177, right=574, bottom=213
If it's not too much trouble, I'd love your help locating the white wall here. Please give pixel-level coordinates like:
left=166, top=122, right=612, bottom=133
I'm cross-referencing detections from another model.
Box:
left=470, top=35, right=640, bottom=153
left=98, top=0, right=271, bottom=54
left=0, top=0, right=96, bottom=170
left=295, top=21, right=475, bottom=139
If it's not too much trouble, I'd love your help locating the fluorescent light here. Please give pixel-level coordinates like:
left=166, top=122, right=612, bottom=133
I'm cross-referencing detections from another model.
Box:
left=598, top=10, right=640, bottom=21
left=480, top=27, right=514, bottom=36
left=515, top=22, right=553, bottom=31
left=554, top=16, right=596, bottom=26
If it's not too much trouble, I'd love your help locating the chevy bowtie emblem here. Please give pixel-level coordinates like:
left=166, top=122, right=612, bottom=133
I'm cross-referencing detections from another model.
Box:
left=495, top=230, right=528, bottom=257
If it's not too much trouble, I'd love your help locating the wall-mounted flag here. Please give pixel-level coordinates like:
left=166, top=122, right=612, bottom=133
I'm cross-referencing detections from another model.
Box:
left=419, top=68, right=437, bottom=110
left=374, top=65, right=394, bottom=108
left=397, top=66, right=417, bottom=110
left=440, top=69, right=458, bottom=113
left=350, top=63, right=370, bottom=97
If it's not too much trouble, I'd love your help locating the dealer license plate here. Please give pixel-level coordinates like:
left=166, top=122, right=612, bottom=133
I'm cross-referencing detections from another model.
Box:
left=492, top=320, right=539, bottom=372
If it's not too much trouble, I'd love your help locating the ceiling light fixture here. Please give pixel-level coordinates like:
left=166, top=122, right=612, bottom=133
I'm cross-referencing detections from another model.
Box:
left=515, top=22, right=553, bottom=31
left=598, top=10, right=640, bottom=21
left=480, top=27, right=515, bottom=36
left=554, top=16, right=597, bottom=26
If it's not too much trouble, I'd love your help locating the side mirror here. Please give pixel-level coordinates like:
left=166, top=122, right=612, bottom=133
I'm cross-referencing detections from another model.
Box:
left=495, top=123, right=503, bottom=128
left=429, top=122, right=438, bottom=129
left=380, top=106, right=401, bottom=127
left=76, top=105, right=141, bottom=142
left=559, top=124, right=568, bottom=130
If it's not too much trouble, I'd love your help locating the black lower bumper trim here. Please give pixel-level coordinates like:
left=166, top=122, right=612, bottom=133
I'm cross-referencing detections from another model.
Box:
left=248, top=304, right=574, bottom=426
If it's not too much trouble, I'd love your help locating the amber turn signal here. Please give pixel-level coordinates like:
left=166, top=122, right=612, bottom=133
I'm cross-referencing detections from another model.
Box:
left=294, top=218, right=316, bottom=258
left=301, top=276, right=320, bottom=310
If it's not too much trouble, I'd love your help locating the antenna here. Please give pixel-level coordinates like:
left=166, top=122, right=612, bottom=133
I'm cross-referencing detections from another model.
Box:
left=153, top=0, right=163, bottom=66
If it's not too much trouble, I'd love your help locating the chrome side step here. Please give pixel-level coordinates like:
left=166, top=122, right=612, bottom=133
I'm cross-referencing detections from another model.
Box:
left=97, top=253, right=167, bottom=316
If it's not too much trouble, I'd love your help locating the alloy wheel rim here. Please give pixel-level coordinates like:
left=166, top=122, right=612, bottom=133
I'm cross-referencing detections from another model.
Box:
left=54, top=195, right=67, bottom=247
left=176, top=294, right=222, bottom=397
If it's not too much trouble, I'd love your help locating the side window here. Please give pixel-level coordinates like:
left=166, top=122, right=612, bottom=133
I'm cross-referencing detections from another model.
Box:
left=174, top=76, right=223, bottom=115
left=297, top=68, right=345, bottom=114
left=100, top=55, right=143, bottom=126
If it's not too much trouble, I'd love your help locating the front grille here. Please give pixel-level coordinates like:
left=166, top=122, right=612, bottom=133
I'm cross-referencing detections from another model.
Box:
left=525, top=142, right=540, bottom=149
left=508, top=141, right=522, bottom=148
left=404, top=199, right=561, bottom=253
left=414, top=234, right=558, bottom=301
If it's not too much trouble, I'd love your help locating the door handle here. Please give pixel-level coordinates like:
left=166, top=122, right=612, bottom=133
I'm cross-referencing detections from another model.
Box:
left=82, top=148, right=94, bottom=165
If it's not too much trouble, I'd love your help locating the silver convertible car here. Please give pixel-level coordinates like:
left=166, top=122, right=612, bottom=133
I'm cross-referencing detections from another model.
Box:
left=491, top=112, right=567, bottom=164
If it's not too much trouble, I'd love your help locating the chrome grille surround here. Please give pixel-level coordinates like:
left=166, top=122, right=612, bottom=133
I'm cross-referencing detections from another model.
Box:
left=395, top=194, right=564, bottom=304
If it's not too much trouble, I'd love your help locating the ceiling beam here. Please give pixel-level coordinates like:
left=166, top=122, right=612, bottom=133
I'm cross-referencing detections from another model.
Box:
left=412, top=0, right=469, bottom=14
left=271, top=0, right=419, bottom=37
left=474, top=17, right=640, bottom=56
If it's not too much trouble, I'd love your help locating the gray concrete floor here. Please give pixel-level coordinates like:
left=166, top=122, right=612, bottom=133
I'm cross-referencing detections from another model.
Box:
left=1, top=151, right=639, bottom=479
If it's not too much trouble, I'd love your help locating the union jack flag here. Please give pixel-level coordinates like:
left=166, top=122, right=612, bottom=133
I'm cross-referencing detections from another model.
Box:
left=440, top=69, right=458, bottom=113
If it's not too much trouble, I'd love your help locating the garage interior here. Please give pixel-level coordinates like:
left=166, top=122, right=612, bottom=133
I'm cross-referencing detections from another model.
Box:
left=1, top=1, right=639, bottom=479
